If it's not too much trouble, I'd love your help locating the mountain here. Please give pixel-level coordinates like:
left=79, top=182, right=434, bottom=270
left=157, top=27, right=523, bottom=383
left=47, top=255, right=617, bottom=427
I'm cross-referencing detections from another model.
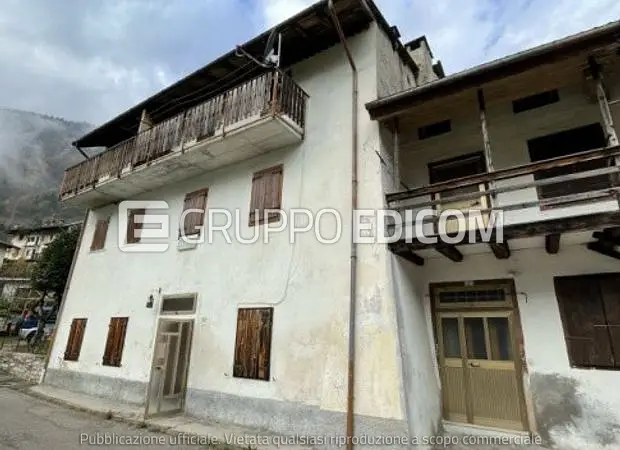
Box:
left=0, top=108, right=94, bottom=228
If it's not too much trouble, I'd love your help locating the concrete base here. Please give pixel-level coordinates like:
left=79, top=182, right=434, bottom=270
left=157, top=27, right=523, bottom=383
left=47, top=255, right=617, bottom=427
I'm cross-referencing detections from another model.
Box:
left=186, top=388, right=409, bottom=448
left=44, top=368, right=147, bottom=406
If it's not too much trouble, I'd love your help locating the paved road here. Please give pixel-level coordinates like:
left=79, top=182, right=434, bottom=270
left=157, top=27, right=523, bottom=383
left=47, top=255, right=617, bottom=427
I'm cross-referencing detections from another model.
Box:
left=0, top=385, right=208, bottom=450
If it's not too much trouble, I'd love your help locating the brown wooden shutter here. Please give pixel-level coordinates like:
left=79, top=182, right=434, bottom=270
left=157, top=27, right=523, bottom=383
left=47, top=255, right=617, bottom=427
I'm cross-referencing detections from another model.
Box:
left=102, top=317, right=129, bottom=367
left=180, top=189, right=208, bottom=237
left=598, top=276, right=620, bottom=368
left=64, top=318, right=87, bottom=361
left=90, top=219, right=110, bottom=251
left=554, top=277, right=614, bottom=368
left=127, top=209, right=145, bottom=244
left=249, top=165, right=283, bottom=226
left=233, top=308, right=273, bottom=380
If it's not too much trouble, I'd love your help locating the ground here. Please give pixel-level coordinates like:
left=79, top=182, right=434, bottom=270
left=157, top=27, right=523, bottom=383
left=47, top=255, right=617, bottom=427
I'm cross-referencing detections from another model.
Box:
left=0, top=381, right=206, bottom=450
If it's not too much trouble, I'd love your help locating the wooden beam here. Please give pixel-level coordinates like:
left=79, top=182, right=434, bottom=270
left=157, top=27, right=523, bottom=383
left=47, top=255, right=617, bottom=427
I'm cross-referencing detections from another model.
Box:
left=545, top=233, right=561, bottom=254
left=393, top=118, right=400, bottom=192
left=390, top=242, right=424, bottom=266
left=489, top=241, right=510, bottom=259
left=589, top=56, right=619, bottom=147
left=477, top=89, right=494, bottom=172
left=387, top=145, right=620, bottom=202
left=405, top=212, right=620, bottom=251
left=593, top=230, right=620, bottom=246
left=587, top=241, right=620, bottom=260
left=435, top=244, right=463, bottom=262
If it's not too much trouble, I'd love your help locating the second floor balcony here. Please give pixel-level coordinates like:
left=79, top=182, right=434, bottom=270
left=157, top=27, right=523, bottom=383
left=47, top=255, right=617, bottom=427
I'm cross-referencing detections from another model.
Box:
left=60, top=70, right=308, bottom=207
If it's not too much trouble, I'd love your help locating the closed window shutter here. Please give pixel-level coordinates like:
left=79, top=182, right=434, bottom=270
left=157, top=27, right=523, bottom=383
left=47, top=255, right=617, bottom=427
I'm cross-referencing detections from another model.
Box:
left=555, top=278, right=614, bottom=368
left=249, top=165, right=283, bottom=226
left=127, top=209, right=145, bottom=244
left=64, top=318, right=87, bottom=361
left=103, top=317, right=129, bottom=367
left=233, top=308, right=273, bottom=380
left=90, top=219, right=110, bottom=251
left=180, top=189, right=208, bottom=236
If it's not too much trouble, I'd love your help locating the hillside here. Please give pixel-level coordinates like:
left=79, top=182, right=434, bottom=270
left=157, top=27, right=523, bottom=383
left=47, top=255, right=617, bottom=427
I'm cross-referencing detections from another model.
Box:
left=0, top=108, right=94, bottom=228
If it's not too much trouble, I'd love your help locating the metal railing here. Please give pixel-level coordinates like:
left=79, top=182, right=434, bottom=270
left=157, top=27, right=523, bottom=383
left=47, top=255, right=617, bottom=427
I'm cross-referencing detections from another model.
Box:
left=387, top=145, right=620, bottom=223
left=60, top=70, right=308, bottom=198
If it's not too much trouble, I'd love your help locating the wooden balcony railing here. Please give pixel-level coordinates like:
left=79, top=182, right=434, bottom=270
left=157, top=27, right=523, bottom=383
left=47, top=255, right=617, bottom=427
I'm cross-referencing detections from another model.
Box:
left=388, top=145, right=620, bottom=223
left=60, top=70, right=308, bottom=198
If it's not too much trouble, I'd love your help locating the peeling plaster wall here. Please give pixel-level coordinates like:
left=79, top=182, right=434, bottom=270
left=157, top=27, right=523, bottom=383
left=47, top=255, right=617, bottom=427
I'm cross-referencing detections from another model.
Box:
left=47, top=24, right=410, bottom=439
left=414, top=241, right=620, bottom=449
left=376, top=29, right=416, bottom=99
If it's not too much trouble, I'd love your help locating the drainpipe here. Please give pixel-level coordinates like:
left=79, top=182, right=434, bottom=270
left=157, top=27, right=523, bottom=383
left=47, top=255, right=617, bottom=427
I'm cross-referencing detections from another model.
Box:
left=327, top=1, right=358, bottom=449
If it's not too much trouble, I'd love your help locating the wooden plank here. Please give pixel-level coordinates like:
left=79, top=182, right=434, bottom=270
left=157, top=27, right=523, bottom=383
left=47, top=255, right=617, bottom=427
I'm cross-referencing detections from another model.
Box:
left=545, top=233, right=561, bottom=254
left=392, top=165, right=620, bottom=210
left=489, top=241, right=510, bottom=259
left=435, top=244, right=463, bottom=262
left=387, top=145, right=620, bottom=203
left=587, top=241, right=620, bottom=260
left=390, top=242, right=424, bottom=266
left=401, top=212, right=620, bottom=251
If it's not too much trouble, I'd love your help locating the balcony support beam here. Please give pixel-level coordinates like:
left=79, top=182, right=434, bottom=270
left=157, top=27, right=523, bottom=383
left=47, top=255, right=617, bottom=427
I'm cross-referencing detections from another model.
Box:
left=393, top=118, right=400, bottom=192
left=390, top=242, right=424, bottom=266
left=545, top=233, right=561, bottom=254
left=489, top=241, right=510, bottom=259
left=435, top=244, right=463, bottom=262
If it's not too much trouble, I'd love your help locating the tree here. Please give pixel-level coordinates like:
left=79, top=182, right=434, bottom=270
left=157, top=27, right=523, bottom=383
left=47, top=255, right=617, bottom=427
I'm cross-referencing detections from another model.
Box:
left=29, top=226, right=80, bottom=346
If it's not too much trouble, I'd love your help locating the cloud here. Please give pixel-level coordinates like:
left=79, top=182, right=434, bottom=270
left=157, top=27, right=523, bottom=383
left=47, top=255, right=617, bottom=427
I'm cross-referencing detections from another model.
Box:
left=0, top=0, right=618, bottom=125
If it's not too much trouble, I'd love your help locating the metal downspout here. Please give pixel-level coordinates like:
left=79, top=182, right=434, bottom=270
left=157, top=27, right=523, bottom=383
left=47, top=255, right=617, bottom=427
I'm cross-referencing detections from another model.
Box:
left=326, top=1, right=358, bottom=449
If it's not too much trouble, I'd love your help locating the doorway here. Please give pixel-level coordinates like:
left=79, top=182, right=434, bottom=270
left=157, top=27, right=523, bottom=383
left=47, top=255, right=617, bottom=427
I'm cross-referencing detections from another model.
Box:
left=146, top=319, right=193, bottom=417
left=431, top=280, right=528, bottom=431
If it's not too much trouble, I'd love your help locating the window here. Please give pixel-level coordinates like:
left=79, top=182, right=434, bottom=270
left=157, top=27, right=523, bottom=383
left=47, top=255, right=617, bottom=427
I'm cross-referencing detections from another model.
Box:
left=64, top=318, right=87, bottom=361
left=555, top=275, right=620, bottom=369
left=528, top=123, right=608, bottom=202
left=233, top=308, right=273, bottom=381
left=428, top=152, right=488, bottom=202
left=512, top=89, right=559, bottom=114
left=126, top=209, right=145, bottom=244
left=161, top=295, right=196, bottom=315
left=180, top=189, right=208, bottom=237
left=102, top=317, right=129, bottom=367
left=90, top=218, right=110, bottom=251
left=418, top=120, right=451, bottom=140
left=249, top=165, right=283, bottom=226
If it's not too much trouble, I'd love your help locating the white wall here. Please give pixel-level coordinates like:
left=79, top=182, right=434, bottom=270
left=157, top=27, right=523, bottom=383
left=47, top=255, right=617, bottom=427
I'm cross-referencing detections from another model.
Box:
left=415, top=240, right=620, bottom=449
left=49, top=24, right=409, bottom=427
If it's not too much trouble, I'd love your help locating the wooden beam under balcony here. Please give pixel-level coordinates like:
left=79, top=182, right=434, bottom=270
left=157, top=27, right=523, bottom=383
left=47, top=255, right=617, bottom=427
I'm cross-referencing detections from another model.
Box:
left=390, top=242, right=424, bottom=266
left=489, top=241, right=510, bottom=259
left=545, top=233, right=561, bottom=254
left=587, top=241, right=620, bottom=260
left=435, top=244, right=463, bottom=262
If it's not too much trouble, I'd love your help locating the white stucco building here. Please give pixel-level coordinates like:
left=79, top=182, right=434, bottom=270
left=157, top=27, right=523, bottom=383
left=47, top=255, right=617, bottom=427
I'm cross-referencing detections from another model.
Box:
left=44, top=0, right=620, bottom=447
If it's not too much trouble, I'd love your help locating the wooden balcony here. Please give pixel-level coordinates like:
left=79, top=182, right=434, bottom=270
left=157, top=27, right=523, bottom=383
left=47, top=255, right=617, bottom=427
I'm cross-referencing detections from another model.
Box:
left=60, top=70, right=308, bottom=206
left=388, top=145, right=620, bottom=264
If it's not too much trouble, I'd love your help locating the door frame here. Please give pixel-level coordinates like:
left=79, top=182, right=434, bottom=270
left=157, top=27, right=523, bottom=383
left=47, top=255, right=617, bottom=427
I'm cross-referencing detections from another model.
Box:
left=145, top=294, right=197, bottom=418
left=429, top=279, right=530, bottom=432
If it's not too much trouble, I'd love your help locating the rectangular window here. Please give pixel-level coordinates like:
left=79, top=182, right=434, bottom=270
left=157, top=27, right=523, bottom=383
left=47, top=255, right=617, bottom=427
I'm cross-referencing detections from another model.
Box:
left=90, top=218, right=110, bottom=251
left=233, top=308, right=273, bottom=381
left=512, top=89, right=559, bottom=114
left=64, top=318, right=87, bottom=361
left=249, top=165, right=283, bottom=226
left=102, top=317, right=129, bottom=367
left=126, top=209, right=145, bottom=244
left=527, top=123, right=608, bottom=203
left=180, top=189, right=208, bottom=237
left=555, top=275, right=620, bottom=369
left=418, top=120, right=451, bottom=140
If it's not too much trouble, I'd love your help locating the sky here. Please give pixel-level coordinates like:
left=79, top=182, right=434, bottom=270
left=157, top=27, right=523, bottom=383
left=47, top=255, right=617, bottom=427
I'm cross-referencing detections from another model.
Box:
left=1, top=0, right=619, bottom=125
